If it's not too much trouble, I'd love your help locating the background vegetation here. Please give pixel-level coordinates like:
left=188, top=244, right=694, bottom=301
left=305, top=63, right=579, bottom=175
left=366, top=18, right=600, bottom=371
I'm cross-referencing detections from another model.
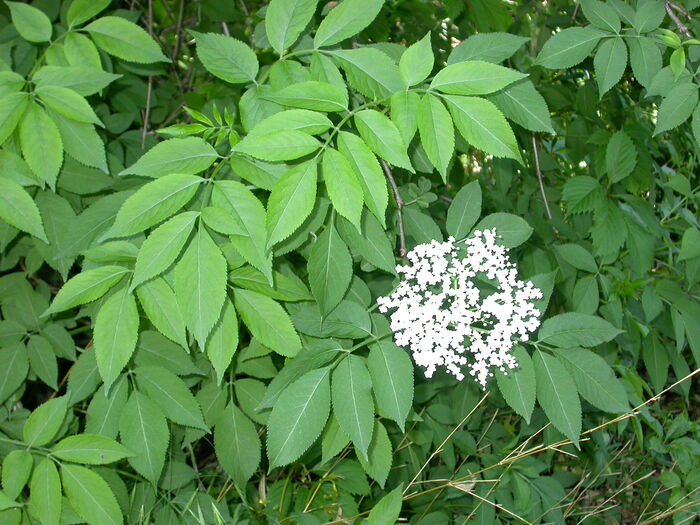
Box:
left=0, top=0, right=699, bottom=523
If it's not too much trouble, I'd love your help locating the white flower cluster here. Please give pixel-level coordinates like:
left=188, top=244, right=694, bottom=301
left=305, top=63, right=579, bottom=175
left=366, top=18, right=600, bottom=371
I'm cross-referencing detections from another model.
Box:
left=377, top=229, right=542, bottom=387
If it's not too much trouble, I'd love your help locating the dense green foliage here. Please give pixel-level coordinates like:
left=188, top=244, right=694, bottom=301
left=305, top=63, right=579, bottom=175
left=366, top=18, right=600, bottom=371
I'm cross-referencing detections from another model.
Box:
left=0, top=0, right=699, bottom=523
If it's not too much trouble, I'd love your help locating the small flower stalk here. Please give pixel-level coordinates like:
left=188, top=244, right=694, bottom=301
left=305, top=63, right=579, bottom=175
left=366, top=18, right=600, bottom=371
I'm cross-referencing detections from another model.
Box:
left=377, top=229, right=542, bottom=387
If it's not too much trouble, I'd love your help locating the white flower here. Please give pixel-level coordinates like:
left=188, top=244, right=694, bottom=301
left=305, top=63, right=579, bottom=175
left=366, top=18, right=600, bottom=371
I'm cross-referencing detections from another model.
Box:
left=377, top=230, right=542, bottom=387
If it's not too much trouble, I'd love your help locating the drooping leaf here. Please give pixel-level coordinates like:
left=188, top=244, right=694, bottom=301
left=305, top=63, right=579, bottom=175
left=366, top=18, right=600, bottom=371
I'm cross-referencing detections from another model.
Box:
left=368, top=484, right=404, bottom=525
left=308, top=222, right=353, bottom=316
left=357, top=420, right=392, bottom=488
left=1, top=450, right=32, bottom=500
left=27, top=334, right=58, bottom=390
left=29, top=459, right=61, bottom=525
left=488, top=79, right=554, bottom=134
left=85, top=16, right=168, bottom=63
left=174, top=226, right=227, bottom=350
left=322, top=148, right=364, bottom=230
left=367, top=341, right=413, bottom=431
left=446, top=180, right=482, bottom=239
left=0, top=177, right=48, bottom=242
left=119, top=138, right=218, bottom=177
left=533, top=351, right=581, bottom=447
left=119, top=391, right=169, bottom=485
left=19, top=103, right=63, bottom=189
left=94, top=287, right=139, bottom=390
left=417, top=94, right=454, bottom=180
left=267, top=367, right=331, bottom=468
left=136, top=278, right=189, bottom=348
left=390, top=90, right=420, bottom=146
left=205, top=299, right=239, bottom=384
left=593, top=37, right=627, bottom=96
left=331, top=355, right=374, bottom=459
left=234, top=288, right=301, bottom=357
left=495, top=346, right=536, bottom=423
left=654, top=83, right=698, bottom=136
left=266, top=162, right=318, bottom=248
left=85, top=379, right=129, bottom=439
left=215, top=403, right=261, bottom=486
left=336, top=213, right=397, bottom=275
left=355, top=110, right=413, bottom=171
left=36, top=86, right=102, bottom=126
left=605, top=130, right=637, bottom=183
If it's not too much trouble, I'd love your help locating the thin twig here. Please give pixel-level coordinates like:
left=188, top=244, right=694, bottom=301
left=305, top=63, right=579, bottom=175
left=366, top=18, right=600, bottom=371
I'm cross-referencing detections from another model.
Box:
left=668, top=0, right=692, bottom=20
left=531, top=135, right=559, bottom=238
left=380, top=159, right=407, bottom=257
left=141, top=76, right=153, bottom=149
left=666, top=1, right=693, bottom=37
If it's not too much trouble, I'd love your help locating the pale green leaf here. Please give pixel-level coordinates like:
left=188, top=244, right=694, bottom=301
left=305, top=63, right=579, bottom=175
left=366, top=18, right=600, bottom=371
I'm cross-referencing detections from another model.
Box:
left=33, top=66, right=121, bottom=96
left=23, top=396, right=68, bottom=447
left=2, top=450, right=32, bottom=500
left=313, top=0, right=384, bottom=48
left=336, top=212, right=396, bottom=275
left=308, top=222, right=352, bottom=316
left=50, top=112, right=108, bottom=173
left=357, top=420, right=392, bottom=488
left=265, top=0, right=318, bottom=54
left=431, top=60, right=526, bottom=95
left=85, top=379, right=129, bottom=439
left=0, top=343, right=28, bottom=404
left=448, top=32, right=528, bottom=64
left=553, top=243, right=598, bottom=273
left=191, top=30, right=258, bottom=83
left=606, top=130, right=637, bottom=183
left=44, top=265, right=129, bottom=315
left=85, top=16, right=168, bottom=63
left=367, top=341, right=413, bottom=431
left=94, top=287, right=139, bottom=390
left=136, top=278, right=189, bottom=348
left=322, top=148, right=364, bottom=230
left=174, top=226, right=227, bottom=349
left=488, top=79, right=554, bottom=134
left=355, top=109, right=413, bottom=171
left=400, top=32, right=433, bottom=86
left=536, top=27, right=605, bottom=68
left=52, top=434, right=134, bottom=465
left=61, top=464, right=122, bottom=525
left=248, top=109, right=332, bottom=138
left=29, top=459, right=61, bottom=525
left=329, top=48, right=403, bottom=99
left=19, top=103, right=63, bottom=189
left=234, top=288, right=301, bottom=357
left=27, top=334, right=58, bottom=390
left=368, top=484, right=403, bottom=525
left=474, top=212, right=532, bottom=247
left=263, top=80, right=348, bottom=112
left=6, top=1, right=51, bottom=42
left=0, top=177, right=48, bottom=242
left=446, top=180, right=482, bottom=239
left=234, top=129, right=321, bottom=161
left=120, top=137, right=218, bottom=177
left=36, top=86, right=103, bottom=126
left=67, top=0, right=111, bottom=27
left=417, top=94, right=454, bottom=180
left=390, top=90, right=419, bottom=146
left=206, top=299, right=239, bottom=384
left=266, top=367, right=331, bottom=468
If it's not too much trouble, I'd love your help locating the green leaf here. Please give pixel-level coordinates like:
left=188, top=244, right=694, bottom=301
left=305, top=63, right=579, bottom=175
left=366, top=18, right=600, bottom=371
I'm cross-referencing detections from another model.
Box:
left=135, top=366, right=208, bottom=430
left=446, top=180, right=482, bottom=239
left=2, top=450, right=32, bottom=500
left=336, top=212, right=397, bottom=275
left=448, top=32, right=528, bottom=64
left=313, top=0, right=384, bottom=48
left=267, top=367, right=331, bottom=469
left=554, top=243, right=598, bottom=273
left=120, top=137, right=218, bottom=177
left=536, top=27, right=605, bottom=68
left=61, top=464, right=122, bottom=525
left=0, top=92, right=29, bottom=145
left=264, top=80, right=348, bottom=112
left=367, top=341, right=413, bottom=431
left=496, top=346, right=536, bottom=424
left=52, top=434, right=134, bottom=465
left=572, top=276, right=598, bottom=314
left=85, top=379, right=129, bottom=439
left=27, top=335, right=58, bottom=390
left=431, top=60, right=526, bottom=95
left=29, top=459, right=61, bottom=525
left=329, top=48, right=403, bottom=99
left=488, top=79, right=554, bottom=134
left=474, top=212, right=532, bottom=248
left=265, top=0, right=318, bottom=54
left=50, top=112, right=108, bottom=173
left=6, top=1, right=52, bottom=42
left=174, top=226, right=227, bottom=350
left=215, top=403, right=261, bottom=486
left=403, top=206, right=442, bottom=244
left=633, top=0, right=667, bottom=33
left=119, top=391, right=169, bottom=485
left=234, top=288, right=301, bottom=357
left=85, top=16, right=168, bottom=63
left=202, top=206, right=247, bottom=236
left=357, top=420, right=392, bottom=488
left=606, top=130, right=637, bottom=183
left=267, top=163, right=317, bottom=247
left=556, top=348, right=628, bottom=413
left=368, top=483, right=403, bottom=525
left=212, top=181, right=272, bottom=283
left=308, top=222, right=353, bottom=316
left=355, top=109, right=413, bottom=171
left=561, top=176, right=603, bottom=214
left=400, top=32, right=433, bottom=86
left=94, top=287, right=139, bottom=390
left=0, top=177, right=48, bottom=242
left=654, top=83, right=698, bottom=136
left=331, top=355, right=374, bottom=459
left=533, top=351, right=581, bottom=447
left=133, top=331, right=199, bottom=376
left=234, top=129, right=321, bottom=161
left=391, top=90, right=419, bottom=146
left=0, top=343, right=28, bottom=404
left=66, top=350, right=101, bottom=405
left=67, top=0, right=111, bottom=27
left=33, top=66, right=121, bottom=96
left=537, top=313, right=622, bottom=347
left=19, top=103, right=63, bottom=189
left=628, top=36, right=662, bottom=88
left=444, top=95, right=521, bottom=162
left=132, top=211, right=199, bottom=291
left=322, top=148, right=364, bottom=230
left=593, top=37, right=627, bottom=96
left=205, top=299, right=239, bottom=384
left=36, top=86, right=103, bottom=126
left=643, top=334, right=669, bottom=393
left=417, top=94, right=454, bottom=180
left=337, top=131, right=388, bottom=226
left=23, top=396, right=68, bottom=447
left=136, top=278, right=189, bottom=348
left=679, top=227, right=700, bottom=261
left=190, top=30, right=258, bottom=83
left=248, top=109, right=332, bottom=138
left=581, top=0, right=621, bottom=32
left=107, top=174, right=203, bottom=238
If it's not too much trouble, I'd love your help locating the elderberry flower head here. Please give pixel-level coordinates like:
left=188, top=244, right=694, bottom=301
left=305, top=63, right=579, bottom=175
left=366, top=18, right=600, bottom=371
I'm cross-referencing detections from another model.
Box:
left=377, top=229, right=542, bottom=387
